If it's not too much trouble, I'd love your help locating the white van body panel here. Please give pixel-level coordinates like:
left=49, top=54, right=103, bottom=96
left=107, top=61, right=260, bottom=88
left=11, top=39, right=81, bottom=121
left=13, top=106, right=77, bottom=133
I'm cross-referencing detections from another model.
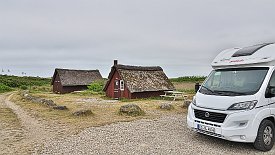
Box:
left=187, top=104, right=271, bottom=142
left=195, top=93, right=257, bottom=111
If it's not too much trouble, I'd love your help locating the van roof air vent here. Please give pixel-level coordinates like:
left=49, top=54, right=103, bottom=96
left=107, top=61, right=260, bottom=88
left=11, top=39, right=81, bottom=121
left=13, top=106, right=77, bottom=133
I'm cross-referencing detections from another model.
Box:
left=232, top=43, right=273, bottom=57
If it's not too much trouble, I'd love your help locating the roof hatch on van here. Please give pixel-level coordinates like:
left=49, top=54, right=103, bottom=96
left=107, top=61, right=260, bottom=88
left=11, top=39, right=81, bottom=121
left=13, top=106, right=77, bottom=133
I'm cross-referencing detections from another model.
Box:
left=212, top=43, right=275, bottom=69
left=232, top=43, right=273, bottom=57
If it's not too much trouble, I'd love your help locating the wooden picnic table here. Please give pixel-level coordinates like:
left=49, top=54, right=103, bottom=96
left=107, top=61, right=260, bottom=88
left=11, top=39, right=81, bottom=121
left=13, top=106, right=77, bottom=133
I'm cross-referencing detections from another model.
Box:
left=160, top=91, right=188, bottom=101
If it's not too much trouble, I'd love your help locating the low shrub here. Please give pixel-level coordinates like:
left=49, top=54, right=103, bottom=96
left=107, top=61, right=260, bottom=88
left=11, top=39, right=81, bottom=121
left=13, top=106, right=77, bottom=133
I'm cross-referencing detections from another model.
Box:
left=20, top=85, right=28, bottom=90
left=88, top=80, right=105, bottom=92
left=0, top=84, right=12, bottom=93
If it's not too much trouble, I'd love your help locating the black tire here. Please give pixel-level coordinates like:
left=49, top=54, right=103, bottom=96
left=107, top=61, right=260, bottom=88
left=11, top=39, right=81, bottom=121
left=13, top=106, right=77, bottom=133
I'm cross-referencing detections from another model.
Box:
left=254, top=119, right=275, bottom=152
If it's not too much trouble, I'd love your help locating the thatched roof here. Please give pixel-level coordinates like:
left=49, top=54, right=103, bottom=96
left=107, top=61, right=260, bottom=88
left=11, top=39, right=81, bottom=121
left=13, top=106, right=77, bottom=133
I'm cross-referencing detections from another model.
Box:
left=51, top=69, right=102, bottom=86
left=104, top=64, right=175, bottom=93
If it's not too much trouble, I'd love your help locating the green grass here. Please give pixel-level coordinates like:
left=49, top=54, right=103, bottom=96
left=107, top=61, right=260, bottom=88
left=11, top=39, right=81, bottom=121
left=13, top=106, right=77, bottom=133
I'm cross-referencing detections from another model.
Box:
left=0, top=83, right=12, bottom=93
left=0, top=75, right=51, bottom=88
left=177, top=89, right=196, bottom=94
left=71, top=90, right=105, bottom=96
left=170, top=76, right=206, bottom=83
left=120, top=96, right=163, bottom=102
left=0, top=75, right=51, bottom=93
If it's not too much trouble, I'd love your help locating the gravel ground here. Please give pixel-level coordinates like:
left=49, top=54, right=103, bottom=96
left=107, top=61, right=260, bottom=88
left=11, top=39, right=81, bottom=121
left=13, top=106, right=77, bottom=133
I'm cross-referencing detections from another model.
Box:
left=41, top=115, right=275, bottom=155
left=1, top=93, right=275, bottom=155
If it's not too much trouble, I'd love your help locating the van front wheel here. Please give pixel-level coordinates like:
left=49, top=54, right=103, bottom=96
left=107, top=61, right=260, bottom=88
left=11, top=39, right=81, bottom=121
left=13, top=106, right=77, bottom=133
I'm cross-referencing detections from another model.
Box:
left=254, top=119, right=275, bottom=152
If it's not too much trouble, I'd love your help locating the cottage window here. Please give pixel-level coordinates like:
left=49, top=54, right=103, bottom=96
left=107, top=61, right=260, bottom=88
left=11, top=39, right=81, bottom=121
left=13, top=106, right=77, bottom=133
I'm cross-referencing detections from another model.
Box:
left=120, top=80, right=124, bottom=91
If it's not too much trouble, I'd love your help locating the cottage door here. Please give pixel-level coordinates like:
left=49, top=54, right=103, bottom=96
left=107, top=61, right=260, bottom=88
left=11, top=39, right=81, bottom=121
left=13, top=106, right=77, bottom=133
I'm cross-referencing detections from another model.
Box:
left=56, top=84, right=59, bottom=93
left=114, top=80, right=120, bottom=99
left=55, top=81, right=60, bottom=94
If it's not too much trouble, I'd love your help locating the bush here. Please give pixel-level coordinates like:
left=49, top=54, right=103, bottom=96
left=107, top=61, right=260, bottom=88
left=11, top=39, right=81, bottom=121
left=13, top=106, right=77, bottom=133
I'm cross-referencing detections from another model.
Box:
left=88, top=80, right=105, bottom=92
left=20, top=85, right=28, bottom=90
left=0, top=84, right=12, bottom=93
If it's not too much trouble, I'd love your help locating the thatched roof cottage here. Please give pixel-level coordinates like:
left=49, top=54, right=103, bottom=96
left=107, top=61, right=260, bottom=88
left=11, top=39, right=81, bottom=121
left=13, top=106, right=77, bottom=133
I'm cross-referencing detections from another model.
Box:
left=51, top=68, right=102, bottom=94
left=104, top=60, right=175, bottom=99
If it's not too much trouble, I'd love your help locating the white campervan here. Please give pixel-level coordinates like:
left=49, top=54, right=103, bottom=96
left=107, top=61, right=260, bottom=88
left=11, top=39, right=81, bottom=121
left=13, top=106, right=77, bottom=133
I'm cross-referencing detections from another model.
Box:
left=187, top=43, right=275, bottom=151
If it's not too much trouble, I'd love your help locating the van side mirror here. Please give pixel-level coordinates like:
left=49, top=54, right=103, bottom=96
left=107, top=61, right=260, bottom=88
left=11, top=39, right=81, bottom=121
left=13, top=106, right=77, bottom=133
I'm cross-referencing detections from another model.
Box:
left=266, top=86, right=275, bottom=98
left=195, top=83, right=201, bottom=93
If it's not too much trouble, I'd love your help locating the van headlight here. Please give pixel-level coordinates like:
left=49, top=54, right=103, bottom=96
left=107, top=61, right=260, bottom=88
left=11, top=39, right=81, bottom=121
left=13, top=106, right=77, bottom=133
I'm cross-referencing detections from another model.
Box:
left=228, top=100, right=258, bottom=110
left=192, top=97, right=197, bottom=106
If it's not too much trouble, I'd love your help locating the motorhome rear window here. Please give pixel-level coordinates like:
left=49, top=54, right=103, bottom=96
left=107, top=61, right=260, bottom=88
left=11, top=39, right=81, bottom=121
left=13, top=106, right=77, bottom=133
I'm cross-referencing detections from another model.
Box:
left=232, top=43, right=272, bottom=57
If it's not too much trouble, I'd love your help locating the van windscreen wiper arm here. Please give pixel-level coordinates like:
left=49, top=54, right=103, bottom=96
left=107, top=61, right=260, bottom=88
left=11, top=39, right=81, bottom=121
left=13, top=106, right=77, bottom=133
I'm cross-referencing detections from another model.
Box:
left=200, top=85, right=215, bottom=93
left=213, top=90, right=247, bottom=95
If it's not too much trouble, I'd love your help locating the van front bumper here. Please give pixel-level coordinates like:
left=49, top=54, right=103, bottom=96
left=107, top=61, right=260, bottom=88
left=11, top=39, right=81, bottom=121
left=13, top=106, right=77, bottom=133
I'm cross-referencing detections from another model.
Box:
left=187, top=104, right=260, bottom=143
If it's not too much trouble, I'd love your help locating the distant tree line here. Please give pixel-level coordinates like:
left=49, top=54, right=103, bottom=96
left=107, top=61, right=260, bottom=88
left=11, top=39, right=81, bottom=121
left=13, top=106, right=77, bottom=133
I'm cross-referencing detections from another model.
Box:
left=170, top=76, right=207, bottom=82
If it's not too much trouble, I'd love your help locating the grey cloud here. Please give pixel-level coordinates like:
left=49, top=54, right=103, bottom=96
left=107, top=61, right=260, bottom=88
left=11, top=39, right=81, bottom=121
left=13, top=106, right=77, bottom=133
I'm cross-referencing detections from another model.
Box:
left=0, top=0, right=275, bottom=77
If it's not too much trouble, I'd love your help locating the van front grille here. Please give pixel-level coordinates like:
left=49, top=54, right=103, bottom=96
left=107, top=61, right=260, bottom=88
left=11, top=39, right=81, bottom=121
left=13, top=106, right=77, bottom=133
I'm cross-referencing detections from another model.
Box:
left=194, top=109, right=227, bottom=123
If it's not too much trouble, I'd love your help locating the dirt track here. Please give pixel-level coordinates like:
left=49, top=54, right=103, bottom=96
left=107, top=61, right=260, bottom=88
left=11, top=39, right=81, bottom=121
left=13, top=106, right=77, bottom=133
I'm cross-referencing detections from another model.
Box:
left=0, top=94, right=68, bottom=154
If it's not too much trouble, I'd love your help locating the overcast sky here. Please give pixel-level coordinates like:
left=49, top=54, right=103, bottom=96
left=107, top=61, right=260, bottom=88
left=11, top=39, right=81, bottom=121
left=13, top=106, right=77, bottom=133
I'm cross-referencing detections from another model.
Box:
left=0, top=0, right=275, bottom=78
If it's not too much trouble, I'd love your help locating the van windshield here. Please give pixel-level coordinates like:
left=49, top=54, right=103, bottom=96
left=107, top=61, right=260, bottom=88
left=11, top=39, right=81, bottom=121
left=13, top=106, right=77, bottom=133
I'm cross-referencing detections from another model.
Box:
left=200, top=67, right=269, bottom=96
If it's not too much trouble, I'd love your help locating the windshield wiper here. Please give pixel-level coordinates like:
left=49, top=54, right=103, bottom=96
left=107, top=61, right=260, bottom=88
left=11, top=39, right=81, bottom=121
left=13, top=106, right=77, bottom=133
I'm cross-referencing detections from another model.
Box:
left=200, top=86, right=247, bottom=96
left=200, top=85, right=215, bottom=93
left=213, top=90, right=247, bottom=96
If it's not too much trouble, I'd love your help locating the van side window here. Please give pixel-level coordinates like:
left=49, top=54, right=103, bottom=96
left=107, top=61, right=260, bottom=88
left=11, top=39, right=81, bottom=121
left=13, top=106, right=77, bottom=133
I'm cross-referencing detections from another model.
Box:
left=269, top=72, right=275, bottom=87
left=266, top=71, right=275, bottom=98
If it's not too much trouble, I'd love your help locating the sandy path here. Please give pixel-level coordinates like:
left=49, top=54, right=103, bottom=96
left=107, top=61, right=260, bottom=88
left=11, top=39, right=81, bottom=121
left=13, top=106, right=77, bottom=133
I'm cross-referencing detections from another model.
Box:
left=0, top=94, right=67, bottom=154
left=0, top=94, right=25, bottom=154
left=6, top=94, right=50, bottom=137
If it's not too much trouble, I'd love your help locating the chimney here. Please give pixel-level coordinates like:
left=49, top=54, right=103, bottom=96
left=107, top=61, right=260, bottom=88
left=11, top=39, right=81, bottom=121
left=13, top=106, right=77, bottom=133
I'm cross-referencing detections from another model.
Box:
left=114, top=60, right=118, bottom=66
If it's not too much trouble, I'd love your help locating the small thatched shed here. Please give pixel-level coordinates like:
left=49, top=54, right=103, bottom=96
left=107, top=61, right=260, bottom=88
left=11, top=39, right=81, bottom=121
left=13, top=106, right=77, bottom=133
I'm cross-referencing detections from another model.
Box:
left=103, top=60, right=175, bottom=99
left=51, top=68, right=103, bottom=94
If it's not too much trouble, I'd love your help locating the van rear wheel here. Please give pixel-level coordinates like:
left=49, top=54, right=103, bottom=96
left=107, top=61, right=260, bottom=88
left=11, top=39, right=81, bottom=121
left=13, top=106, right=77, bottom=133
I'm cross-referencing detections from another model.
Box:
left=254, top=119, right=275, bottom=152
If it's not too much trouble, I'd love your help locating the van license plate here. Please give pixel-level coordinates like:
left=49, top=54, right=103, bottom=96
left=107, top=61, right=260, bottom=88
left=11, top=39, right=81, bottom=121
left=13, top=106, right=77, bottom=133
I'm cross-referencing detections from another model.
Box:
left=197, top=124, right=215, bottom=133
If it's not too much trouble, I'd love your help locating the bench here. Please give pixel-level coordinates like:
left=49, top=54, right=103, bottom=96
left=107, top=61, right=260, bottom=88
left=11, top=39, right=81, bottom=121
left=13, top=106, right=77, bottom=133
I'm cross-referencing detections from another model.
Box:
left=160, top=91, right=188, bottom=101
